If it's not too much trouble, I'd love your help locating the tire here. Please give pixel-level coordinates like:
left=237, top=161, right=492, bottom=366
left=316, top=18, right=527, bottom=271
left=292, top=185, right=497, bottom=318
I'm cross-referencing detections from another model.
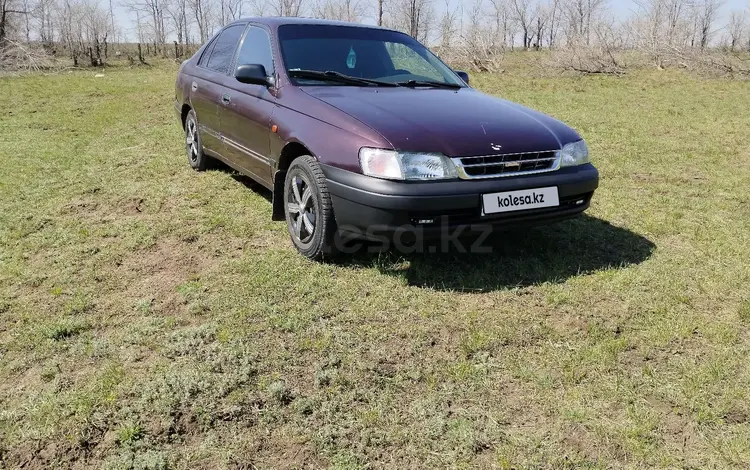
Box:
left=284, top=156, right=338, bottom=259
left=184, top=109, right=212, bottom=171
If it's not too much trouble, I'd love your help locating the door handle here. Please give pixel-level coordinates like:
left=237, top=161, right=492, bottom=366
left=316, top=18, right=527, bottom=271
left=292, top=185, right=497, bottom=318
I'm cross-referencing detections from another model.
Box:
left=191, top=82, right=198, bottom=91
left=221, top=94, right=231, bottom=105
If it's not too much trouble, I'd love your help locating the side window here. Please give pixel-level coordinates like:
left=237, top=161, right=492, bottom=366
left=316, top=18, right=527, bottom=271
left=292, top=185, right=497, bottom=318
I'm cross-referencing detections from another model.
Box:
left=197, top=37, right=217, bottom=67
left=205, top=25, right=245, bottom=74
left=236, top=26, right=275, bottom=74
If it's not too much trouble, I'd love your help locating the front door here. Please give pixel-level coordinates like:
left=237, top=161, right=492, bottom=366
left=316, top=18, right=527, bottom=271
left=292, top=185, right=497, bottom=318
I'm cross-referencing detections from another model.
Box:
left=219, top=25, right=277, bottom=187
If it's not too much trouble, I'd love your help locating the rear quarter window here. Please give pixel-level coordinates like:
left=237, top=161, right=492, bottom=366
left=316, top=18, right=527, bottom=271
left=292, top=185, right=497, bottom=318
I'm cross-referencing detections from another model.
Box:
left=198, top=37, right=218, bottom=67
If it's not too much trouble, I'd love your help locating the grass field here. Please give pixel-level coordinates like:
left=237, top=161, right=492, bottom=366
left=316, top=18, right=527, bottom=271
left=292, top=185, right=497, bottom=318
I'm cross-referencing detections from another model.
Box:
left=1, top=61, right=749, bottom=469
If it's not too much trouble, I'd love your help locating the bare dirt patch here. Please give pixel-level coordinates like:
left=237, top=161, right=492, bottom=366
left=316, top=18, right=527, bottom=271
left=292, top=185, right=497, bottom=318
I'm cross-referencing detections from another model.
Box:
left=112, top=238, right=213, bottom=316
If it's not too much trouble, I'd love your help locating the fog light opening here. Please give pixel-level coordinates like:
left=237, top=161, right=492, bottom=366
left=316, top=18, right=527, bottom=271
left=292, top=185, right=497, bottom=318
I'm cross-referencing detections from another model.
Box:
left=575, top=199, right=585, bottom=205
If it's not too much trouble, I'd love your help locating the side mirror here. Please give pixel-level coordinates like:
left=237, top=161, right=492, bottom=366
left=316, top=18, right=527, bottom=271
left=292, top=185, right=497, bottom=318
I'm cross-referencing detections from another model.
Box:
left=235, top=64, right=272, bottom=86
left=454, top=70, right=470, bottom=85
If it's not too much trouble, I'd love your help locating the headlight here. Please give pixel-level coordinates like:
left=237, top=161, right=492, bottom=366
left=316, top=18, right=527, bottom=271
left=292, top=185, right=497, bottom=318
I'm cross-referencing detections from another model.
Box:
left=358, top=148, right=402, bottom=179
left=560, top=140, right=590, bottom=167
left=359, top=148, right=458, bottom=180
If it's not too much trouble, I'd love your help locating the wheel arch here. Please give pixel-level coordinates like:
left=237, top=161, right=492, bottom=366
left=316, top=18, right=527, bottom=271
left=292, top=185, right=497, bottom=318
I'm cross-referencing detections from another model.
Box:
left=180, top=104, right=192, bottom=129
left=272, top=141, right=316, bottom=221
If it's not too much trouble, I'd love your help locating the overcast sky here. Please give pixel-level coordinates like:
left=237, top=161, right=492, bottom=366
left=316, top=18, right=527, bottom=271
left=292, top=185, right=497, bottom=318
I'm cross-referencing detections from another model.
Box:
left=114, top=0, right=750, bottom=43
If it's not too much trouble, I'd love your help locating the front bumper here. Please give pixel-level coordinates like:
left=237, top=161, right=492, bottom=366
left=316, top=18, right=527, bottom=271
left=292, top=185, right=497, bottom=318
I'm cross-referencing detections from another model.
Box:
left=322, top=163, right=599, bottom=238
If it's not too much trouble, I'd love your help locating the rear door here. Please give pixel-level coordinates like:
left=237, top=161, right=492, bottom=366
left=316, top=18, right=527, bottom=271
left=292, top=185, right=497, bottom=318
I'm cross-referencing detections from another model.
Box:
left=188, top=38, right=221, bottom=151
left=189, top=24, right=246, bottom=156
left=219, top=25, right=277, bottom=187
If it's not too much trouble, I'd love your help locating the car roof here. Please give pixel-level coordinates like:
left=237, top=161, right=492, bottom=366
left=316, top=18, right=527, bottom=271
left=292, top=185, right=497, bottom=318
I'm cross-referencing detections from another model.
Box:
left=229, top=16, right=398, bottom=33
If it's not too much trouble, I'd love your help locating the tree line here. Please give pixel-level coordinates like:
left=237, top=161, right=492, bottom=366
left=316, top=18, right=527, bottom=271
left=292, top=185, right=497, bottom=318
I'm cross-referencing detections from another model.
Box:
left=1, top=0, right=749, bottom=71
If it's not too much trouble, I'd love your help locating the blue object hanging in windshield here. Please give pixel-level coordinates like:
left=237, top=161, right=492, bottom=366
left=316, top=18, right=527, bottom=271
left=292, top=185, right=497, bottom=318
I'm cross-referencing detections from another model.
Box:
left=346, top=46, right=356, bottom=69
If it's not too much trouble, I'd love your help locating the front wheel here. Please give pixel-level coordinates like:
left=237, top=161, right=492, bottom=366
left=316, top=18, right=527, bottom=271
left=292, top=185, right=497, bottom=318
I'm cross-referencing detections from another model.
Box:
left=284, top=156, right=338, bottom=259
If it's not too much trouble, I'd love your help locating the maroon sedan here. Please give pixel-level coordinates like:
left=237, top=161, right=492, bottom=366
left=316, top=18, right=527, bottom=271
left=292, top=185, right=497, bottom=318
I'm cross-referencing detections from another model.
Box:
left=175, top=17, right=598, bottom=258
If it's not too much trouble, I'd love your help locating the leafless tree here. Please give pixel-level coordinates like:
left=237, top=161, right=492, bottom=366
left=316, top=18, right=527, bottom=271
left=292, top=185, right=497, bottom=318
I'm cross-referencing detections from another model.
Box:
left=33, top=0, right=56, bottom=46
left=487, top=0, right=513, bottom=49
left=246, top=0, right=264, bottom=14
left=545, top=0, right=561, bottom=48
left=726, top=10, right=746, bottom=51
left=694, top=0, right=723, bottom=50
left=20, top=0, right=31, bottom=41
left=188, top=0, right=212, bottom=42
left=550, top=16, right=626, bottom=74
left=532, top=1, right=550, bottom=49
left=165, top=0, right=189, bottom=46
left=450, top=0, right=503, bottom=71
left=437, top=0, right=458, bottom=48
left=312, top=0, right=365, bottom=21
left=664, top=0, right=689, bottom=46
left=632, top=0, right=672, bottom=67
left=52, top=0, right=111, bottom=65
left=510, top=0, right=535, bottom=49
left=218, top=0, right=242, bottom=25
left=386, top=0, right=433, bottom=41
left=81, top=0, right=110, bottom=64
left=122, top=0, right=168, bottom=53
left=263, top=0, right=304, bottom=16
left=1, top=0, right=30, bottom=45
left=57, top=0, right=83, bottom=63
left=630, top=0, right=690, bottom=48
left=563, top=0, right=608, bottom=46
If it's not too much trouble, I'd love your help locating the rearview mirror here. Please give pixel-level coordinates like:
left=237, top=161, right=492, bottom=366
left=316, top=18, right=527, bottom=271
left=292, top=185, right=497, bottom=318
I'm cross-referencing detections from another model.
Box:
left=454, top=70, right=470, bottom=85
left=235, top=64, right=272, bottom=86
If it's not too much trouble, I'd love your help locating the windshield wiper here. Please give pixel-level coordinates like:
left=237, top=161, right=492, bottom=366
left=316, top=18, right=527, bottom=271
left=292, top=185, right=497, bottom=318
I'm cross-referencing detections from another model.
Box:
left=396, top=80, right=462, bottom=89
left=288, top=69, right=399, bottom=87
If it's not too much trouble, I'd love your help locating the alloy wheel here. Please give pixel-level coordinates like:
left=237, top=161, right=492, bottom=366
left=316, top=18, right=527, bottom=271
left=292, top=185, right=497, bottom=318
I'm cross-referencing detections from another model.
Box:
left=186, top=118, right=199, bottom=163
left=286, top=171, right=317, bottom=245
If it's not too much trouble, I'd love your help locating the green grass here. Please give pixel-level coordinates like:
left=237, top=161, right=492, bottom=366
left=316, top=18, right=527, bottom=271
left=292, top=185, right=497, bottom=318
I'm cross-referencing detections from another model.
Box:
left=1, top=61, right=749, bottom=469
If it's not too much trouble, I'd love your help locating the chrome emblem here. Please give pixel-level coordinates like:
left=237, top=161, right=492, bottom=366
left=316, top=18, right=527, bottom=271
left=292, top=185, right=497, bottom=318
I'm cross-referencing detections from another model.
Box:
left=490, top=143, right=503, bottom=151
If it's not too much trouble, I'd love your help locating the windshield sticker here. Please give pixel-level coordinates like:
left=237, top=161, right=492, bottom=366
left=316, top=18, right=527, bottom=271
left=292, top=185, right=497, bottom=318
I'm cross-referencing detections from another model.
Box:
left=346, top=46, right=357, bottom=69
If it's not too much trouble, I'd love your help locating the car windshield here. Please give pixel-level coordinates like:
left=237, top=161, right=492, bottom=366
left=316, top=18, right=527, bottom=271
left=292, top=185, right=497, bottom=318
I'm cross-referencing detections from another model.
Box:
left=278, top=24, right=464, bottom=87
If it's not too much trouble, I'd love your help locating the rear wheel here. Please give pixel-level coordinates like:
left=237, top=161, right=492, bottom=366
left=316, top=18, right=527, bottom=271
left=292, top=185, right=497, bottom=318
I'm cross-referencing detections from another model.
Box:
left=185, top=110, right=212, bottom=171
left=284, top=156, right=338, bottom=259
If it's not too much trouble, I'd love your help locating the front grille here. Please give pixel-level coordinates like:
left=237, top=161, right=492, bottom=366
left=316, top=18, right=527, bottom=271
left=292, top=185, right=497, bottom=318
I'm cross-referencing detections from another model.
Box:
left=452, top=151, right=560, bottom=179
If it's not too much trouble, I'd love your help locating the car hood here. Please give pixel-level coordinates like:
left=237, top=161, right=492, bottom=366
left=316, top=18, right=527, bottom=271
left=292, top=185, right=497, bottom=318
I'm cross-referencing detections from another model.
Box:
left=300, top=86, right=581, bottom=156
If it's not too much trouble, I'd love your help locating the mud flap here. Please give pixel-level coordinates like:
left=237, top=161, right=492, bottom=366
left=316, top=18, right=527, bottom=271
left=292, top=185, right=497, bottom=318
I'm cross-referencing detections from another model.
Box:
left=271, top=170, right=286, bottom=221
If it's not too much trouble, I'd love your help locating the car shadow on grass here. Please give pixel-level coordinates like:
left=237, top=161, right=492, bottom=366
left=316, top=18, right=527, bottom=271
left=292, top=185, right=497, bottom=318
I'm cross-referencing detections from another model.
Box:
left=335, top=216, right=655, bottom=292
left=217, top=166, right=655, bottom=291
left=226, top=170, right=274, bottom=202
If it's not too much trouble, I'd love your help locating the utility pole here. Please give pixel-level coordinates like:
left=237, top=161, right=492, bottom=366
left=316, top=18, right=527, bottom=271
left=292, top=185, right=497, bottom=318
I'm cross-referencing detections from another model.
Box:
left=109, top=0, right=116, bottom=43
